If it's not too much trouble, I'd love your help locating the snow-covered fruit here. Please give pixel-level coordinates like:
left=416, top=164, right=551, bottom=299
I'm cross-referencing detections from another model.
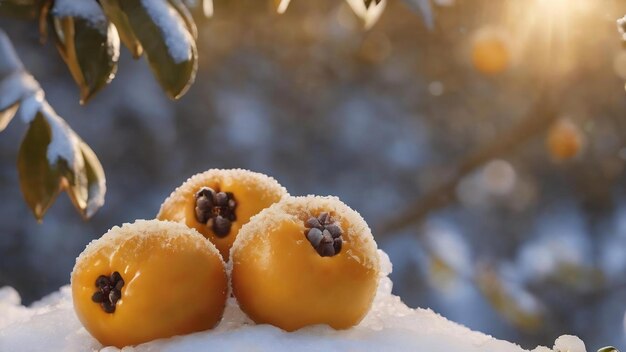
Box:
left=71, top=220, right=228, bottom=348
left=230, top=196, right=380, bottom=331
left=157, top=169, right=288, bottom=260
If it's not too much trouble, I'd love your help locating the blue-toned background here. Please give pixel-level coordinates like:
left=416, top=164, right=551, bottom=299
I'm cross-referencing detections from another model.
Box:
left=2, top=0, right=626, bottom=349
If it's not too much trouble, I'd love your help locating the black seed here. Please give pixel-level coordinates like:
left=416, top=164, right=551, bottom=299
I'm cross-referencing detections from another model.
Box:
left=195, top=207, right=209, bottom=224
left=318, top=242, right=335, bottom=257
left=109, top=290, right=121, bottom=304
left=96, top=275, right=110, bottom=288
left=110, top=271, right=122, bottom=283
left=326, top=224, right=342, bottom=238
left=306, top=228, right=323, bottom=247
left=318, top=212, right=329, bottom=225
left=215, top=192, right=228, bottom=206
left=92, top=291, right=105, bottom=303
left=228, top=199, right=236, bottom=209
left=305, top=217, right=321, bottom=229
left=115, top=279, right=124, bottom=290
left=213, top=216, right=231, bottom=237
left=196, top=196, right=213, bottom=210
left=333, top=238, right=342, bottom=254
left=197, top=187, right=215, bottom=199
left=228, top=213, right=236, bottom=221
left=102, top=301, right=116, bottom=313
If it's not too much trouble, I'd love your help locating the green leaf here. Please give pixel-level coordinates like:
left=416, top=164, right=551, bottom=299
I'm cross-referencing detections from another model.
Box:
left=168, top=0, right=197, bottom=40
left=42, top=108, right=89, bottom=215
left=79, top=140, right=106, bottom=218
left=100, top=0, right=143, bottom=58
left=17, top=112, right=61, bottom=221
left=0, top=0, right=41, bottom=19
left=120, top=0, right=198, bottom=99
left=598, top=347, right=620, bottom=352
left=0, top=101, right=19, bottom=132
left=51, top=13, right=120, bottom=104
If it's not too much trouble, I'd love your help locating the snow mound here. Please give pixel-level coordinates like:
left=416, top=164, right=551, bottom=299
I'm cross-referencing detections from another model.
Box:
left=0, top=250, right=576, bottom=352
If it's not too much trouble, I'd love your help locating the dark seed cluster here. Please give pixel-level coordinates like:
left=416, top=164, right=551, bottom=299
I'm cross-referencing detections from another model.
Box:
left=92, top=271, right=124, bottom=313
left=194, top=187, right=237, bottom=237
left=304, top=212, right=343, bottom=257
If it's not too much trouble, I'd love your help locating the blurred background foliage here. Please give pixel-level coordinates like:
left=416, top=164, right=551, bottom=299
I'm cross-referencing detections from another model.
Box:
left=1, top=0, right=626, bottom=350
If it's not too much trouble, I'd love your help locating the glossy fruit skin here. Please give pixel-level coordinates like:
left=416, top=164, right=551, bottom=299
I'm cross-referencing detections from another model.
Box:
left=71, top=221, right=228, bottom=348
left=231, top=198, right=379, bottom=331
left=157, top=169, right=287, bottom=260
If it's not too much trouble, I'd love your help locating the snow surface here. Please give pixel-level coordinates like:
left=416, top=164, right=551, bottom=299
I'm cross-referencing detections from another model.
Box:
left=141, top=0, right=193, bottom=63
left=0, top=250, right=583, bottom=352
left=52, top=0, right=107, bottom=27
left=0, top=71, right=41, bottom=112
left=41, top=102, right=82, bottom=167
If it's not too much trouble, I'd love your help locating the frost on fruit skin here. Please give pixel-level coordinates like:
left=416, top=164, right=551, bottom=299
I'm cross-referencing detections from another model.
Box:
left=157, top=168, right=289, bottom=222
left=72, top=219, right=225, bottom=279
left=230, top=195, right=380, bottom=271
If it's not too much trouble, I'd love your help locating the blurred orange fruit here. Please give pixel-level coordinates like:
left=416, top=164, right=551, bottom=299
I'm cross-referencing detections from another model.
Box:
left=546, top=118, right=584, bottom=161
left=471, top=28, right=510, bottom=75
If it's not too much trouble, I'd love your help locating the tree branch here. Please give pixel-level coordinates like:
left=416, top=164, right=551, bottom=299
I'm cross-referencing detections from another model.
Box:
left=379, top=88, right=560, bottom=235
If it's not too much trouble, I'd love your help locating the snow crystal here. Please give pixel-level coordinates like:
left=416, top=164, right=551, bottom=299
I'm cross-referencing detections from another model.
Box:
left=52, top=0, right=107, bottom=26
left=553, top=335, right=586, bottom=352
left=142, top=0, right=193, bottom=63
left=0, top=248, right=584, bottom=351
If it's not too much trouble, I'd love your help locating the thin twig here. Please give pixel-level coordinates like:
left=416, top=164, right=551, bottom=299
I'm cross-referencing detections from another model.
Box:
left=379, top=87, right=561, bottom=235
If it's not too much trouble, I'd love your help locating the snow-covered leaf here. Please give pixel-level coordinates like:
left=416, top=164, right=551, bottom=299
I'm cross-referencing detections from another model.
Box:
left=597, top=347, right=620, bottom=352
left=168, top=0, right=198, bottom=40
left=345, top=0, right=386, bottom=30
left=403, top=0, right=435, bottom=30
left=51, top=3, right=120, bottom=104
left=100, top=0, right=144, bottom=58
left=119, top=0, right=198, bottom=99
left=17, top=113, right=62, bottom=221
left=17, top=102, right=105, bottom=221
left=43, top=110, right=88, bottom=215
left=274, top=0, right=291, bottom=14
left=79, top=140, right=106, bottom=219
